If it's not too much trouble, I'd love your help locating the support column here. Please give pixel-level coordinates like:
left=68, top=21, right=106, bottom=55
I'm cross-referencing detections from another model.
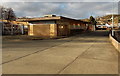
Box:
left=50, top=24, right=57, bottom=38
left=29, top=25, right=34, bottom=36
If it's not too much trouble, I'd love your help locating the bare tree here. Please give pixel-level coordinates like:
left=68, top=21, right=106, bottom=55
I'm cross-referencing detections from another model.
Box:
left=0, top=6, right=16, bottom=21
left=0, top=6, right=16, bottom=35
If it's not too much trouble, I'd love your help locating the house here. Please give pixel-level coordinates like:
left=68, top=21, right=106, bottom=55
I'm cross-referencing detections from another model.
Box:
left=17, top=15, right=92, bottom=38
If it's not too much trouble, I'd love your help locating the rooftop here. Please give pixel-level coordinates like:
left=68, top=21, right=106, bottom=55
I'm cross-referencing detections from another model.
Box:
left=17, top=15, right=89, bottom=23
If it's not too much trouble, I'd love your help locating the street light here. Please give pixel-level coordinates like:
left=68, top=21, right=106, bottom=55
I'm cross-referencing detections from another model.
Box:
left=111, top=14, right=114, bottom=36
left=111, top=1, right=114, bottom=36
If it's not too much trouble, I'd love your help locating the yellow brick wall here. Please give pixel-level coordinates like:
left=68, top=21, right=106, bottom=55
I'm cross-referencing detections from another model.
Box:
left=50, top=24, right=57, bottom=37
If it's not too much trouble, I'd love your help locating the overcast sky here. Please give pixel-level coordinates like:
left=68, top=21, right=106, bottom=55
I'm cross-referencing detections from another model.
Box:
left=1, top=2, right=119, bottom=19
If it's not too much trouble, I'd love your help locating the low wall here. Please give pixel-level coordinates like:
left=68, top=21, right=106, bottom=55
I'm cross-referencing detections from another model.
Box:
left=109, top=34, right=120, bottom=52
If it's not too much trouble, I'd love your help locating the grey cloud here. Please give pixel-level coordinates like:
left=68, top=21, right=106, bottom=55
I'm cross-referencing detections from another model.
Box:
left=1, top=2, right=119, bottom=19
left=2, top=0, right=120, bottom=2
left=61, top=2, right=118, bottom=18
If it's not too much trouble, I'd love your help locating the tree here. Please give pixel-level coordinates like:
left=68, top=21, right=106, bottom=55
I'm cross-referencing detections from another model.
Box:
left=89, top=16, right=97, bottom=28
left=6, top=8, right=16, bottom=21
left=0, top=6, right=16, bottom=21
left=0, top=6, right=16, bottom=35
left=118, top=17, right=120, bottom=23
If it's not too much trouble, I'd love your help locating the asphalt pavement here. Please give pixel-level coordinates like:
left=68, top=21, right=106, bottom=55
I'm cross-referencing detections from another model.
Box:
left=2, top=30, right=118, bottom=74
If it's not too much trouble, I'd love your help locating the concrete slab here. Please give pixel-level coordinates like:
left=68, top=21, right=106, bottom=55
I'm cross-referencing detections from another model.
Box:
left=2, top=41, right=93, bottom=74
left=2, top=31, right=118, bottom=74
left=60, top=58, right=118, bottom=74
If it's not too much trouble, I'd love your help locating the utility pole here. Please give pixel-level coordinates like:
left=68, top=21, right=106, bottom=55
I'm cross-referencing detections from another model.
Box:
left=111, top=1, right=114, bottom=36
left=112, top=13, right=114, bottom=36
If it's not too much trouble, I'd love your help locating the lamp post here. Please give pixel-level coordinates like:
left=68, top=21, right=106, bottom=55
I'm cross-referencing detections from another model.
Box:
left=111, top=1, right=114, bottom=36
left=111, top=13, right=114, bottom=36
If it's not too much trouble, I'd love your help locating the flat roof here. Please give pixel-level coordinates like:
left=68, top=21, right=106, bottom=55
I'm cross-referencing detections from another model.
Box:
left=17, top=16, right=61, bottom=22
left=17, top=16, right=89, bottom=23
